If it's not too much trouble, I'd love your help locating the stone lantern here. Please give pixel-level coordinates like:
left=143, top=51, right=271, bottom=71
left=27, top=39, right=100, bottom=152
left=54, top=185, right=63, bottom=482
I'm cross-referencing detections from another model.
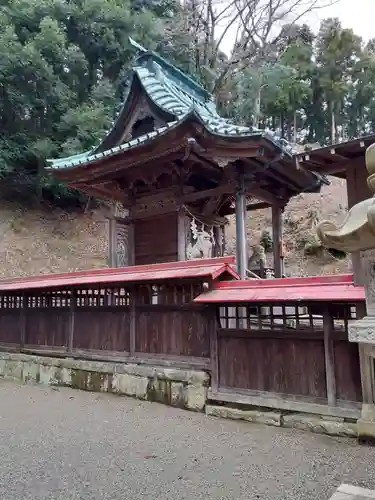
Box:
left=317, top=143, right=375, bottom=442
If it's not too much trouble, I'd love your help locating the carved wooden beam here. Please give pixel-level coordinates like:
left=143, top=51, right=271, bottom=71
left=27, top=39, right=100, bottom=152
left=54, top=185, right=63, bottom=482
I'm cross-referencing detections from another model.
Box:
left=69, top=182, right=130, bottom=205
left=202, top=194, right=224, bottom=216
left=181, top=184, right=233, bottom=203
left=246, top=184, right=278, bottom=205
left=225, top=201, right=272, bottom=215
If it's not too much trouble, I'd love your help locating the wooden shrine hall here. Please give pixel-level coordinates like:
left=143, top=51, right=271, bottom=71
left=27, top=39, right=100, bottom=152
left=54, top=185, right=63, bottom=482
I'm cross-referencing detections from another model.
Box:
left=0, top=49, right=368, bottom=430
left=48, top=39, right=325, bottom=278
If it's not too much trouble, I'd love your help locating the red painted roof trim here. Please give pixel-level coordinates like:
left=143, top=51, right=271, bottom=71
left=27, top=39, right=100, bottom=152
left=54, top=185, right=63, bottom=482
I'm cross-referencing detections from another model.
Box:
left=0, top=257, right=239, bottom=292
left=194, top=274, right=365, bottom=303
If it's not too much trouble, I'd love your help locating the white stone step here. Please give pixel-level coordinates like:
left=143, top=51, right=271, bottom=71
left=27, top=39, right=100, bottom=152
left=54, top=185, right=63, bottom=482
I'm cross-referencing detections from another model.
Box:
left=330, top=484, right=375, bottom=500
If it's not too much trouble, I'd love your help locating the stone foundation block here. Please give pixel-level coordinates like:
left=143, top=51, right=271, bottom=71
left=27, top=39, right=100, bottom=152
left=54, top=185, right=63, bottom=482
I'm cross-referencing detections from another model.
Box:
left=0, top=358, right=6, bottom=377
left=184, top=384, right=207, bottom=411
left=160, top=369, right=209, bottom=386
left=59, top=367, right=72, bottom=386
left=0, top=352, right=209, bottom=412
left=112, top=373, right=149, bottom=400
left=4, top=360, right=23, bottom=380
left=282, top=413, right=357, bottom=437
left=206, top=405, right=281, bottom=426
left=39, top=365, right=59, bottom=385
left=22, top=361, right=40, bottom=384
left=148, top=379, right=172, bottom=405
left=170, top=382, right=184, bottom=407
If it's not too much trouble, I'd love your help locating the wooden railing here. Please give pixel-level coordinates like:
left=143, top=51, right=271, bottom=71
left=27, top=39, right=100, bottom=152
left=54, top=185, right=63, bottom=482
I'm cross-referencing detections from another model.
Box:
left=0, top=279, right=211, bottom=368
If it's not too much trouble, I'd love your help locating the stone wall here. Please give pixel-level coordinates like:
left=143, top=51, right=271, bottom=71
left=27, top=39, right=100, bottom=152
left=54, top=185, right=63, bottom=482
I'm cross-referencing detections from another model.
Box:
left=0, top=352, right=209, bottom=411
left=0, top=352, right=363, bottom=439
left=206, top=405, right=359, bottom=438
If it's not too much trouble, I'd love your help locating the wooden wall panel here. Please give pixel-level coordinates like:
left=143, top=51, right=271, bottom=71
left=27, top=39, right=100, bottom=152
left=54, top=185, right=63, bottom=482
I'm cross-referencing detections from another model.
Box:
left=334, top=340, right=362, bottom=402
left=218, top=333, right=327, bottom=398
left=135, top=308, right=210, bottom=357
left=73, top=310, right=130, bottom=351
left=0, top=312, right=21, bottom=344
left=25, top=310, right=69, bottom=347
left=134, top=213, right=178, bottom=265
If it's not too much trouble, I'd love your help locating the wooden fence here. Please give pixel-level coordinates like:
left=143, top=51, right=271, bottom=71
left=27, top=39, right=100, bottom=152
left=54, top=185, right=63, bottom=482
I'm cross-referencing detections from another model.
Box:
left=0, top=280, right=211, bottom=368
left=209, top=302, right=364, bottom=418
left=0, top=270, right=366, bottom=418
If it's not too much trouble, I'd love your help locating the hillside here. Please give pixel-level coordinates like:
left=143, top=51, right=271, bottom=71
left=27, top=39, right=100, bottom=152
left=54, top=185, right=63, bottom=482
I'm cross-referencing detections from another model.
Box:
left=0, top=176, right=350, bottom=278
left=0, top=202, right=108, bottom=278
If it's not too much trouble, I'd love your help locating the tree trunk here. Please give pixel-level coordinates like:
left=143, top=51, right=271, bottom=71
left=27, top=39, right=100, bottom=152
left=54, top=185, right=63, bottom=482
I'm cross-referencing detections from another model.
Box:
left=252, top=86, right=261, bottom=128
left=280, top=111, right=285, bottom=138
left=293, top=111, right=297, bottom=144
left=330, top=103, right=336, bottom=143
left=287, top=120, right=292, bottom=141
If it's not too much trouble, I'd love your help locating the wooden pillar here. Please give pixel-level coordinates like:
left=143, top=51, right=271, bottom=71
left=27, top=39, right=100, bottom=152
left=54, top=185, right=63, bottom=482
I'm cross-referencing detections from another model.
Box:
left=108, top=218, right=117, bottom=267
left=177, top=208, right=187, bottom=261
left=272, top=204, right=283, bottom=278
left=129, top=287, right=136, bottom=357
left=67, top=288, right=76, bottom=354
left=20, top=292, right=26, bottom=350
left=323, top=306, right=336, bottom=406
left=209, top=312, right=219, bottom=393
left=128, top=220, right=135, bottom=266
left=235, top=181, right=247, bottom=279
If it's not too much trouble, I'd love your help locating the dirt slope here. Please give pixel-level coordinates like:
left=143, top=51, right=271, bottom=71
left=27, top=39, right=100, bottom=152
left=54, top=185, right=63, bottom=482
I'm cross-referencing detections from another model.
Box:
left=0, top=201, right=108, bottom=278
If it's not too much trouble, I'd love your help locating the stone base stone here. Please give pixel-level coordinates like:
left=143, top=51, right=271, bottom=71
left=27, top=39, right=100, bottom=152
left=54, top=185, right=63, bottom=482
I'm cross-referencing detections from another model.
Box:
left=329, top=484, right=375, bottom=500
left=0, top=352, right=209, bottom=412
left=357, top=404, right=375, bottom=445
left=206, top=405, right=358, bottom=438
left=348, top=315, right=375, bottom=343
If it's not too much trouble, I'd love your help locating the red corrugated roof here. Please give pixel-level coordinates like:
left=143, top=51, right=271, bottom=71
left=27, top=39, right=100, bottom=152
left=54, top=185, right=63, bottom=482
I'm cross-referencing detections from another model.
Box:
left=0, top=257, right=238, bottom=292
left=194, top=274, right=365, bottom=303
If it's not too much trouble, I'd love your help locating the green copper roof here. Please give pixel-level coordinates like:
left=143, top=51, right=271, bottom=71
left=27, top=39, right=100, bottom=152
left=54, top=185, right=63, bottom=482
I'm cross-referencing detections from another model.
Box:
left=46, top=40, right=306, bottom=171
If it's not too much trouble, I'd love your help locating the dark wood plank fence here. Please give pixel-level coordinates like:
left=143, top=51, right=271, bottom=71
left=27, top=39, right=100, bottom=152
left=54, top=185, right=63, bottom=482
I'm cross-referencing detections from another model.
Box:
left=211, top=302, right=363, bottom=415
left=0, top=276, right=365, bottom=416
left=0, top=281, right=210, bottom=367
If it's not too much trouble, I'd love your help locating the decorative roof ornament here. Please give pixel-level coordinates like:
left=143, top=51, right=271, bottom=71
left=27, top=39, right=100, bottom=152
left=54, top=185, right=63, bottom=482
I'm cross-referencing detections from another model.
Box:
left=129, top=37, right=148, bottom=53
left=317, top=143, right=375, bottom=252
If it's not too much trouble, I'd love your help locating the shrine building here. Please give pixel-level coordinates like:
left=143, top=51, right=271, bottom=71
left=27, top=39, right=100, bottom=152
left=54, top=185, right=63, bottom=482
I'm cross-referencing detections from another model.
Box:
left=47, top=39, right=325, bottom=278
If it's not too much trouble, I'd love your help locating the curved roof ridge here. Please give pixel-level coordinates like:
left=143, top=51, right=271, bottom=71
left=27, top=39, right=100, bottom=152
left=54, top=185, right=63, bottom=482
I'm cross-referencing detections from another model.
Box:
left=134, top=51, right=212, bottom=104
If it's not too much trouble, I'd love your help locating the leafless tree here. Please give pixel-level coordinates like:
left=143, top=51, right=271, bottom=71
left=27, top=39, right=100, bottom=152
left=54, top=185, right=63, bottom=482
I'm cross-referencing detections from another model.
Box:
left=168, top=0, right=340, bottom=93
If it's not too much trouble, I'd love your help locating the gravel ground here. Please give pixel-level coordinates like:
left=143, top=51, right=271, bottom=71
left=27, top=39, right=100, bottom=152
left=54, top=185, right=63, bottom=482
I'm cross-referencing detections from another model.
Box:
left=0, top=382, right=375, bottom=500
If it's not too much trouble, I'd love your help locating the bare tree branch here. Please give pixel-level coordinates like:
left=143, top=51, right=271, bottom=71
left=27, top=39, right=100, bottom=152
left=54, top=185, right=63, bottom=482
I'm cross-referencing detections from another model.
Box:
left=178, top=0, right=341, bottom=93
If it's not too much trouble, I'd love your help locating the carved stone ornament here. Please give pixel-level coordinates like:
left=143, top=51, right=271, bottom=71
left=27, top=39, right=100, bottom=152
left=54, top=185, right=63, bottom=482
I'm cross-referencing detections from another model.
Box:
left=316, top=144, right=375, bottom=253
left=185, top=216, right=225, bottom=259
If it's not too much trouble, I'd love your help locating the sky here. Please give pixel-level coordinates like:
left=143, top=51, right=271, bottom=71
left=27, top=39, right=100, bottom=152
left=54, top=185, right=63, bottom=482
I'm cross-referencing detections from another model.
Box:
left=310, top=0, right=374, bottom=42
left=219, top=0, right=375, bottom=55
